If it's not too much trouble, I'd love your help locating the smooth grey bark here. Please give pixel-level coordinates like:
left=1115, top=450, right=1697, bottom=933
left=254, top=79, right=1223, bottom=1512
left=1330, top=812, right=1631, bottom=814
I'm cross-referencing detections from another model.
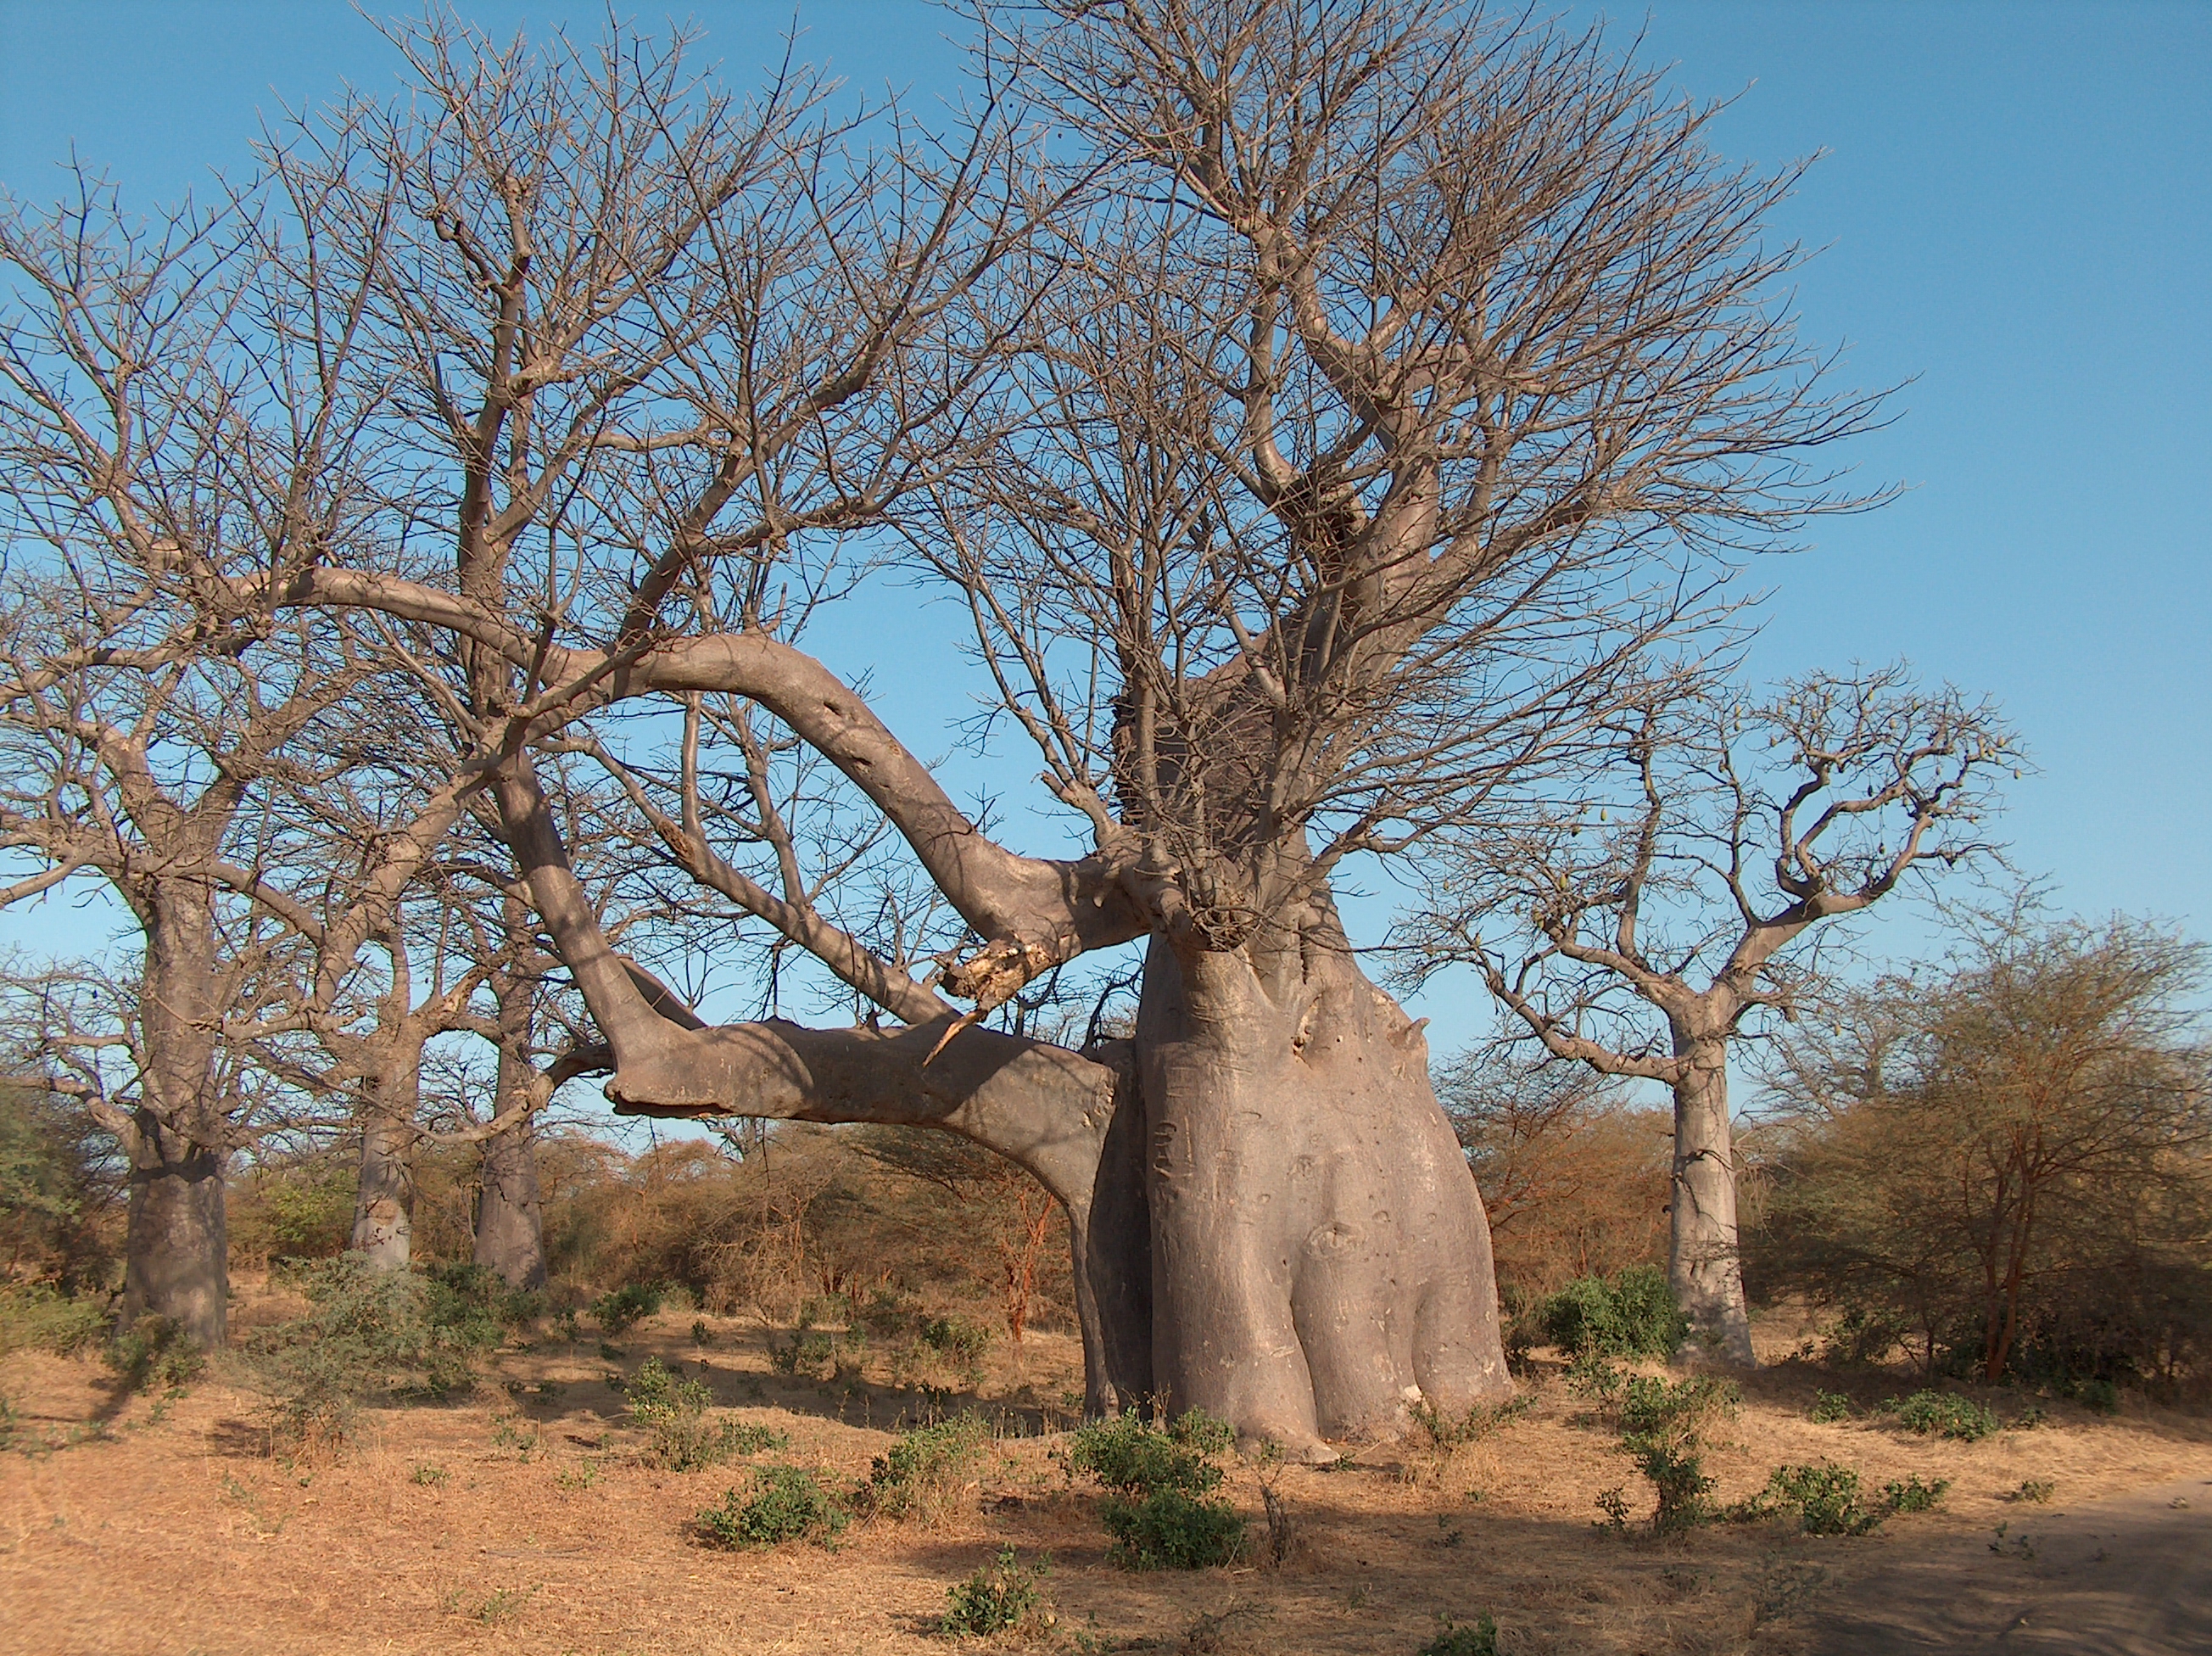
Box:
left=1135, top=936, right=1508, bottom=1457
left=350, top=1041, right=425, bottom=1270
left=120, top=878, right=232, bottom=1350
left=119, top=1107, right=228, bottom=1351
left=473, top=1114, right=546, bottom=1290
left=1666, top=1032, right=1755, bottom=1367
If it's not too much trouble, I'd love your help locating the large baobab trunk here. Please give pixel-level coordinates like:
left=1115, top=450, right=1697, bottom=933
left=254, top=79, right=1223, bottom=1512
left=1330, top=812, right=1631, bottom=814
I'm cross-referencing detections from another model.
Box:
left=473, top=1000, right=546, bottom=1289
left=1134, top=936, right=1510, bottom=1456
left=473, top=1115, right=546, bottom=1290
left=350, top=1043, right=425, bottom=1270
left=120, top=1108, right=228, bottom=1351
left=1667, top=1032, right=1756, bottom=1366
left=118, top=878, right=233, bottom=1350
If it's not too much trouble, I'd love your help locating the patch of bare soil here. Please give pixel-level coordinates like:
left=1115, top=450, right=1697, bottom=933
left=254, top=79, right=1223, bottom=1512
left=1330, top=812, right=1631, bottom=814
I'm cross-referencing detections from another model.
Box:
left=3, top=1301, right=2207, bottom=1656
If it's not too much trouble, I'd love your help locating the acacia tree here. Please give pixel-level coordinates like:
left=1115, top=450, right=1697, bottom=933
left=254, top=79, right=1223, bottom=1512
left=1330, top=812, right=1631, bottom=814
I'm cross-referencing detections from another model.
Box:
left=1760, top=915, right=2211, bottom=1386
left=1405, top=665, right=2017, bottom=1362
left=22, top=3, right=1883, bottom=1447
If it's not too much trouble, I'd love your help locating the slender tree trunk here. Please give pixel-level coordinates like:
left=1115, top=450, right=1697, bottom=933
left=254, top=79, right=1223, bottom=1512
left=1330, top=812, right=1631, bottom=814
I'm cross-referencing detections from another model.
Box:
left=1134, top=932, right=1509, bottom=1457
left=120, top=877, right=231, bottom=1349
left=119, top=1107, right=228, bottom=1351
left=1666, top=1035, right=1756, bottom=1366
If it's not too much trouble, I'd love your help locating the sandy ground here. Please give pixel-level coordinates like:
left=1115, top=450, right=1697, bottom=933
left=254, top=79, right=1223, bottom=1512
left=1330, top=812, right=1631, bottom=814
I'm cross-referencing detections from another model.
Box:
left=1809, top=1474, right=2212, bottom=1655
left=3, top=1306, right=2208, bottom=1656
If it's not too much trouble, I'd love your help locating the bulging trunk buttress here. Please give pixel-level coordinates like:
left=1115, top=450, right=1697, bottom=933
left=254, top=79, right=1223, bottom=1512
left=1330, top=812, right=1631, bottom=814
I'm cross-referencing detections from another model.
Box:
left=120, top=1107, right=228, bottom=1351
left=1135, top=936, right=1509, bottom=1457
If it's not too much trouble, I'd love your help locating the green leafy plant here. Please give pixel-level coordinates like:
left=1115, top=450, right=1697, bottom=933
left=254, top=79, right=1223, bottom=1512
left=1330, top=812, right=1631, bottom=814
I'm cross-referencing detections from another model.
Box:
left=1540, top=1266, right=1689, bottom=1361
left=623, top=1356, right=783, bottom=1470
left=0, top=1285, right=110, bottom=1359
left=2008, top=1478, right=2056, bottom=1504
left=1408, top=1391, right=1535, bottom=1449
left=768, top=1328, right=838, bottom=1378
left=1808, top=1390, right=1855, bottom=1424
left=411, top=1463, right=451, bottom=1488
left=245, top=1256, right=511, bottom=1458
left=1611, top=1374, right=1739, bottom=1534
left=939, top=1546, right=1053, bottom=1638
left=592, top=1281, right=665, bottom=1335
left=695, top=1466, right=850, bottom=1549
left=1883, top=1474, right=1950, bottom=1514
left=1730, top=1462, right=1949, bottom=1533
left=103, top=1314, right=204, bottom=1395
left=1420, top=1614, right=1500, bottom=1656
left=1068, top=1410, right=1245, bottom=1569
left=865, top=1413, right=988, bottom=1520
left=1887, top=1390, right=1999, bottom=1441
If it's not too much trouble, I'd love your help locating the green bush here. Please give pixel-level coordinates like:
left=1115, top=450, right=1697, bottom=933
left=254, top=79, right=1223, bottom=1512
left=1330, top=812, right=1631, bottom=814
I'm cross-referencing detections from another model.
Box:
left=1808, top=1390, right=1855, bottom=1424
left=939, top=1546, right=1053, bottom=1638
left=0, top=1284, right=110, bottom=1358
left=1409, top=1392, right=1535, bottom=1448
left=1887, top=1390, right=1999, bottom=1441
left=1612, top=1374, right=1738, bottom=1534
left=624, top=1356, right=785, bottom=1471
left=695, top=1466, right=850, bottom=1549
left=1420, top=1614, right=1500, bottom=1656
left=1069, top=1411, right=1244, bottom=1569
left=769, top=1328, right=838, bottom=1378
left=592, top=1281, right=666, bottom=1335
left=1731, top=1461, right=1950, bottom=1534
left=1740, top=1462, right=1883, bottom=1536
left=104, top=1314, right=204, bottom=1394
left=921, top=1314, right=991, bottom=1363
left=866, top=1413, right=988, bottom=1519
left=247, top=1255, right=510, bottom=1457
left=1540, top=1267, right=1688, bottom=1361
left=1883, top=1474, right=1950, bottom=1514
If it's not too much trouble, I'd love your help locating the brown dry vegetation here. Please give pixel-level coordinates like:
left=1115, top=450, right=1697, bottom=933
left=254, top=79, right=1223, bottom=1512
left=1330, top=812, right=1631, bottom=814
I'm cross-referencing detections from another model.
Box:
left=5, top=1290, right=2208, bottom=1656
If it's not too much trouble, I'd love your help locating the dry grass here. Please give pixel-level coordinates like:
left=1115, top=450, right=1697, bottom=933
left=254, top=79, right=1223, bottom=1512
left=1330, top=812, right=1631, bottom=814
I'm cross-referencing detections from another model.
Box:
left=3, top=1290, right=2208, bottom=1656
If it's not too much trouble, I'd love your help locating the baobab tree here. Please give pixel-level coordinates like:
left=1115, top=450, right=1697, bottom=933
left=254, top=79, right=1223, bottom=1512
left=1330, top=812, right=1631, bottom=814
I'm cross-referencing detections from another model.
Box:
left=1404, top=664, right=2017, bottom=1362
left=18, top=3, right=1890, bottom=1448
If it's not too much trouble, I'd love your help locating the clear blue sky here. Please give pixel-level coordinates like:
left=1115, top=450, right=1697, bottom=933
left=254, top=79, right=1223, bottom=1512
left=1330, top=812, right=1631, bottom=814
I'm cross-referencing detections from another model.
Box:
left=3, top=3, right=2206, bottom=1035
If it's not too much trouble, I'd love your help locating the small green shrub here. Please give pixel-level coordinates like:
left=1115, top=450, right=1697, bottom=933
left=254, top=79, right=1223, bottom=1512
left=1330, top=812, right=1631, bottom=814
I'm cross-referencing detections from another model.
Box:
left=0, top=1285, right=110, bottom=1358
left=695, top=1466, right=850, bottom=1549
left=246, top=1255, right=509, bottom=1457
left=1409, top=1392, right=1535, bottom=1449
left=2008, top=1477, right=2056, bottom=1504
left=1612, top=1374, right=1739, bottom=1534
left=1420, top=1614, right=1500, bottom=1656
left=104, top=1315, right=205, bottom=1394
left=1731, top=1462, right=1949, bottom=1534
left=1742, top=1463, right=1884, bottom=1536
left=592, top=1281, right=665, bottom=1335
left=690, top=1318, right=712, bottom=1346
left=625, top=1356, right=785, bottom=1470
left=939, top=1546, right=1053, bottom=1638
left=1808, top=1390, right=1855, bottom=1424
left=1540, top=1267, right=1689, bottom=1361
left=769, top=1328, right=838, bottom=1378
left=920, top=1314, right=991, bottom=1362
left=1888, top=1390, right=1999, bottom=1441
left=866, top=1413, right=988, bottom=1520
left=1883, top=1474, right=1950, bottom=1514
left=1068, top=1411, right=1244, bottom=1569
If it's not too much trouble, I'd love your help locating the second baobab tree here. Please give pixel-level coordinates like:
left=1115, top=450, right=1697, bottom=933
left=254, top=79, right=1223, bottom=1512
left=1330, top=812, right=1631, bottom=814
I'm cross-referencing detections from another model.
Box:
left=1405, top=665, right=2018, bottom=1363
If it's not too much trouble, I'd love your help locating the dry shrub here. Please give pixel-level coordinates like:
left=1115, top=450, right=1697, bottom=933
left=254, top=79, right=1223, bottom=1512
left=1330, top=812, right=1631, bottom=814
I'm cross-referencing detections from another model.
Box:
left=537, top=1126, right=1070, bottom=1345
left=1436, top=1052, right=1670, bottom=1313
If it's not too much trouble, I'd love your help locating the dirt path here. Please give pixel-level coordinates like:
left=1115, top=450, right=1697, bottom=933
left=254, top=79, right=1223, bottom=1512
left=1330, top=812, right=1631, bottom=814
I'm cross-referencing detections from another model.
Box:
left=1812, top=1475, right=2212, bottom=1654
